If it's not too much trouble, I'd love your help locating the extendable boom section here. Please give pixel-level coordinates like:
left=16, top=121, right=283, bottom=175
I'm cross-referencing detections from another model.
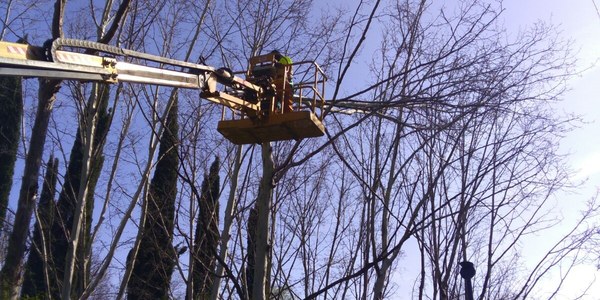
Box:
left=0, top=39, right=326, bottom=143
left=0, top=39, right=259, bottom=112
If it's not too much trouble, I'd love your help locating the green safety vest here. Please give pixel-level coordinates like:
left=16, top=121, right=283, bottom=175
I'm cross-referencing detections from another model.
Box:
left=278, top=56, right=292, bottom=65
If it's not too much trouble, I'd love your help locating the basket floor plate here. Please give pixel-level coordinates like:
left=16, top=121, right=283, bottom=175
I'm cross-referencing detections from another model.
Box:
left=217, top=111, right=325, bottom=144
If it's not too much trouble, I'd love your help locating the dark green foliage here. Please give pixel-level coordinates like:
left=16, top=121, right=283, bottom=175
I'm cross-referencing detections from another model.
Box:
left=128, top=94, right=179, bottom=300
left=190, top=157, right=220, bottom=300
left=48, top=85, right=112, bottom=298
left=21, top=156, right=58, bottom=299
left=0, top=73, right=23, bottom=233
left=74, top=85, right=111, bottom=296
left=246, top=207, right=258, bottom=300
left=21, top=156, right=59, bottom=299
left=0, top=77, right=61, bottom=300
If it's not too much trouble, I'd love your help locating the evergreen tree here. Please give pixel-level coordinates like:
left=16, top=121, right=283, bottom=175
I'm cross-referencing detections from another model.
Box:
left=128, top=93, right=179, bottom=300
left=48, top=85, right=111, bottom=298
left=246, top=207, right=258, bottom=300
left=191, top=157, right=220, bottom=299
left=75, top=85, right=111, bottom=296
left=21, top=156, right=59, bottom=299
left=0, top=61, right=23, bottom=233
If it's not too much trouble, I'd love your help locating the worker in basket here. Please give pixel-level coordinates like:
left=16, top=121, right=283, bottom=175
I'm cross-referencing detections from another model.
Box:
left=270, top=50, right=294, bottom=113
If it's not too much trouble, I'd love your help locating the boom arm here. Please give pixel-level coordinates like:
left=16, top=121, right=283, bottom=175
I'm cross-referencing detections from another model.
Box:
left=1, top=38, right=328, bottom=144
left=0, top=39, right=260, bottom=113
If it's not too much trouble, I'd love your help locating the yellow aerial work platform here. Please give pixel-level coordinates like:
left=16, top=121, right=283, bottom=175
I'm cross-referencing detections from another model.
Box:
left=216, top=52, right=327, bottom=144
left=218, top=111, right=325, bottom=144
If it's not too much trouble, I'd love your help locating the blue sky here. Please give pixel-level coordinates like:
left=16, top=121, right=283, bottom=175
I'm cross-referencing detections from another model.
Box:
left=503, top=1, right=600, bottom=298
left=502, top=0, right=600, bottom=180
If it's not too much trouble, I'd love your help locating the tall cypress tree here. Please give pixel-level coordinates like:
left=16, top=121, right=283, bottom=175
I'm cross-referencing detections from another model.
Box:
left=190, top=157, right=220, bottom=299
left=0, top=57, right=23, bottom=233
left=128, top=93, right=179, bottom=300
left=21, top=156, right=59, bottom=299
left=246, top=207, right=258, bottom=299
left=75, top=84, right=111, bottom=296
left=48, top=85, right=111, bottom=298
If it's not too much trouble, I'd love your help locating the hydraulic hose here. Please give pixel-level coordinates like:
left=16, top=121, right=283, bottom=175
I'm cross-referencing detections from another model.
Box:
left=49, top=38, right=214, bottom=72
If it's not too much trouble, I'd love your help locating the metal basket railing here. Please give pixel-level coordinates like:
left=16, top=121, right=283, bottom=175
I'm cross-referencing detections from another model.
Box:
left=288, top=60, right=326, bottom=120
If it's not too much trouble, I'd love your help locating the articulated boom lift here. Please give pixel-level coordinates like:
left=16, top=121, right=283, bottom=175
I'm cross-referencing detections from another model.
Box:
left=0, top=39, right=327, bottom=144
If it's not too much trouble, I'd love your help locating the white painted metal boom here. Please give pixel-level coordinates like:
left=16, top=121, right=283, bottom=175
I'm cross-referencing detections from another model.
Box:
left=0, top=39, right=261, bottom=112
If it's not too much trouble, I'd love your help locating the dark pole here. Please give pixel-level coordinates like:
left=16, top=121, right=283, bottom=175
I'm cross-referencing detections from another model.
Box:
left=459, top=261, right=476, bottom=300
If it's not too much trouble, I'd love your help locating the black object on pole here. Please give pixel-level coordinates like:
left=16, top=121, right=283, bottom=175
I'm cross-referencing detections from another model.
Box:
left=459, top=261, right=476, bottom=300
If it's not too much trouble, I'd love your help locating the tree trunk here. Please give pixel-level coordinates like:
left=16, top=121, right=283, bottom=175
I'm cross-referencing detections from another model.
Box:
left=210, top=145, right=242, bottom=300
left=75, top=84, right=111, bottom=297
left=60, top=83, right=101, bottom=300
left=251, top=143, right=274, bottom=300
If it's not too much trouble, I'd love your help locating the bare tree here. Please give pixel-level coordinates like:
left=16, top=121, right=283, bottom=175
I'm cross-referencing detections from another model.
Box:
left=1, top=1, right=595, bottom=300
